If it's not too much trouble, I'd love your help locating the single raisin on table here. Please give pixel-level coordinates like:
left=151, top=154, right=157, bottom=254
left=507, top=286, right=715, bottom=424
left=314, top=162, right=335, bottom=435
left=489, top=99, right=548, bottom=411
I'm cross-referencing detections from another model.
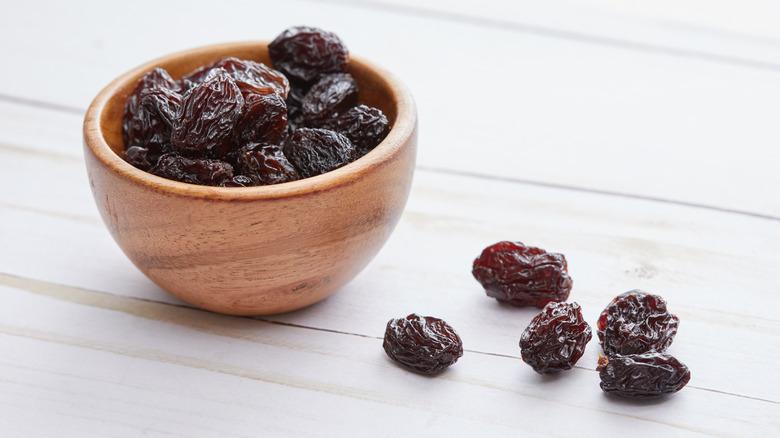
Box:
left=322, top=104, right=390, bottom=157
left=268, top=26, right=349, bottom=85
left=283, top=128, right=356, bottom=178
left=519, top=302, right=592, bottom=374
left=597, top=353, right=691, bottom=398
left=301, top=73, right=359, bottom=127
left=597, top=290, right=679, bottom=356
left=472, top=241, right=573, bottom=308
left=383, top=314, right=464, bottom=375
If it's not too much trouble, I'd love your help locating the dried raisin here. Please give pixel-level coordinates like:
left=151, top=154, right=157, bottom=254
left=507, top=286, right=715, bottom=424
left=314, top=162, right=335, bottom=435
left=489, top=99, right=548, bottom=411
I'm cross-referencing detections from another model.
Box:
left=283, top=128, right=356, bottom=178
left=268, top=26, right=349, bottom=85
left=597, top=290, right=679, bottom=356
left=301, top=73, right=359, bottom=127
left=171, top=68, right=244, bottom=159
left=472, top=241, right=572, bottom=308
left=519, top=302, right=592, bottom=374
left=150, top=153, right=234, bottom=186
left=597, top=353, right=691, bottom=398
left=322, top=104, right=390, bottom=157
left=383, top=314, right=463, bottom=374
left=234, top=84, right=287, bottom=146
left=235, top=143, right=299, bottom=186
left=123, top=68, right=180, bottom=148
left=180, top=57, right=289, bottom=98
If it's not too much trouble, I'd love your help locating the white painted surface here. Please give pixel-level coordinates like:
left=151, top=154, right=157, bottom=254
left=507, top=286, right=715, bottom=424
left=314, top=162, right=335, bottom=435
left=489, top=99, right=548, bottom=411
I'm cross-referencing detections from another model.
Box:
left=0, top=1, right=777, bottom=436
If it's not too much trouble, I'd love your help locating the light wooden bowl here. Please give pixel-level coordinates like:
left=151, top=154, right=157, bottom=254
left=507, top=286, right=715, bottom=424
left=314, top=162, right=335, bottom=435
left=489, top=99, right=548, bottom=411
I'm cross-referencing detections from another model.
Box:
left=83, top=41, right=417, bottom=315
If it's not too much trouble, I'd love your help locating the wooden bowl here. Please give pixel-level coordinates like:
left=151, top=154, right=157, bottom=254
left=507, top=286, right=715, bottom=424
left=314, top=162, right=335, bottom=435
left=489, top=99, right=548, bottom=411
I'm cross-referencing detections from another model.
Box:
left=83, top=41, right=417, bottom=315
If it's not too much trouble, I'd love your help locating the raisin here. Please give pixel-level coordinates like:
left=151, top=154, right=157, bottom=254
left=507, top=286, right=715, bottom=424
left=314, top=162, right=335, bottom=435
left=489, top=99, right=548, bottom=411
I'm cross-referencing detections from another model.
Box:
left=268, top=26, right=349, bottom=85
left=597, top=353, right=691, bottom=398
left=283, top=128, right=356, bottom=178
left=597, top=290, right=679, bottom=356
left=150, top=153, right=234, bottom=186
left=322, top=104, right=390, bottom=157
left=382, top=314, right=464, bottom=374
left=122, top=145, right=154, bottom=171
left=122, top=68, right=180, bottom=147
left=472, top=241, right=573, bottom=308
left=301, top=73, right=359, bottom=127
left=180, top=57, right=289, bottom=98
left=171, top=68, right=244, bottom=159
left=519, top=302, right=592, bottom=374
left=235, top=143, right=299, bottom=186
left=234, top=84, right=287, bottom=146
left=177, top=58, right=282, bottom=94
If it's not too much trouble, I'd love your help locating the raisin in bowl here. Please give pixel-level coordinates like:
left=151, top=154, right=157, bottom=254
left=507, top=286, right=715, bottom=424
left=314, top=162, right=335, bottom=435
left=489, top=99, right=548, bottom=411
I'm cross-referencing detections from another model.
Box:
left=83, top=41, right=417, bottom=315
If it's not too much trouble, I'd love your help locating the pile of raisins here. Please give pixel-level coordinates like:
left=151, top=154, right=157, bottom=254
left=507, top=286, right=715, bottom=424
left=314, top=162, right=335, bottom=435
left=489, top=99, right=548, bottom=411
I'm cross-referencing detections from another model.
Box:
left=121, top=26, right=390, bottom=186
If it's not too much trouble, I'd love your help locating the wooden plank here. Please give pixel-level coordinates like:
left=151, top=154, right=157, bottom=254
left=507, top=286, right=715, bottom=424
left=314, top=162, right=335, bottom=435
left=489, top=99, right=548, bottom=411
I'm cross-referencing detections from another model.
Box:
left=0, top=283, right=776, bottom=437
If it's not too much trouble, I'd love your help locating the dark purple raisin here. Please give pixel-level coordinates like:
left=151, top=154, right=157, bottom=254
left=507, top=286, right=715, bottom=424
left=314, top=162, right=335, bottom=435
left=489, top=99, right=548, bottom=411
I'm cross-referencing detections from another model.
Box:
left=283, top=128, right=356, bottom=178
left=150, top=153, right=234, bottom=186
left=597, top=290, right=680, bottom=356
left=179, top=57, right=289, bottom=98
left=122, top=145, right=154, bottom=171
left=383, top=314, right=464, bottom=374
left=472, top=241, right=573, bottom=308
left=234, top=84, right=287, bottom=146
left=519, top=302, right=592, bottom=374
left=235, top=143, right=299, bottom=186
left=322, top=104, right=390, bottom=156
left=171, top=68, right=244, bottom=159
left=597, top=353, right=691, bottom=398
left=122, top=68, right=179, bottom=147
left=268, top=26, right=349, bottom=85
left=128, top=87, right=181, bottom=159
left=301, top=73, right=359, bottom=127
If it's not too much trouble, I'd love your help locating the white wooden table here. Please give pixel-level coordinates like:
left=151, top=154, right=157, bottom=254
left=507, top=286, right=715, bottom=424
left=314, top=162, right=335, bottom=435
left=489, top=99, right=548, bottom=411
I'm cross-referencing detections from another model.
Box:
left=2, top=1, right=778, bottom=436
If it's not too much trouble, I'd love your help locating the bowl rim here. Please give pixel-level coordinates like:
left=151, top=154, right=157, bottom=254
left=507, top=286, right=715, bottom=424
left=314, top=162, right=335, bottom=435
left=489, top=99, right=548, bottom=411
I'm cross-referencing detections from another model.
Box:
left=83, top=40, right=417, bottom=201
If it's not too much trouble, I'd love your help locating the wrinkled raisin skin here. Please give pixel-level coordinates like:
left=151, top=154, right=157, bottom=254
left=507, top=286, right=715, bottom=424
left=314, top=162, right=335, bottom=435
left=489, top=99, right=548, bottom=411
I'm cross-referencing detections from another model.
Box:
left=235, top=143, right=299, bottom=186
left=283, top=128, right=356, bottom=178
left=519, top=302, right=592, bottom=374
left=179, top=57, right=289, bottom=98
left=171, top=68, right=244, bottom=159
left=122, top=68, right=180, bottom=147
left=383, top=314, right=464, bottom=375
left=268, top=26, right=349, bottom=85
left=234, top=85, right=288, bottom=146
left=150, top=153, right=234, bottom=186
left=597, top=290, right=679, bottom=356
left=322, top=104, right=390, bottom=157
left=598, top=353, right=691, bottom=398
left=301, top=73, right=359, bottom=127
left=472, top=241, right=573, bottom=308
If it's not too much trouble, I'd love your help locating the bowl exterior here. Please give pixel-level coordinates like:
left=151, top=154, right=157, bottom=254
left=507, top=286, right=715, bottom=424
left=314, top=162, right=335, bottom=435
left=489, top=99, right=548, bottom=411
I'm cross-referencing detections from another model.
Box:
left=83, top=42, right=417, bottom=315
